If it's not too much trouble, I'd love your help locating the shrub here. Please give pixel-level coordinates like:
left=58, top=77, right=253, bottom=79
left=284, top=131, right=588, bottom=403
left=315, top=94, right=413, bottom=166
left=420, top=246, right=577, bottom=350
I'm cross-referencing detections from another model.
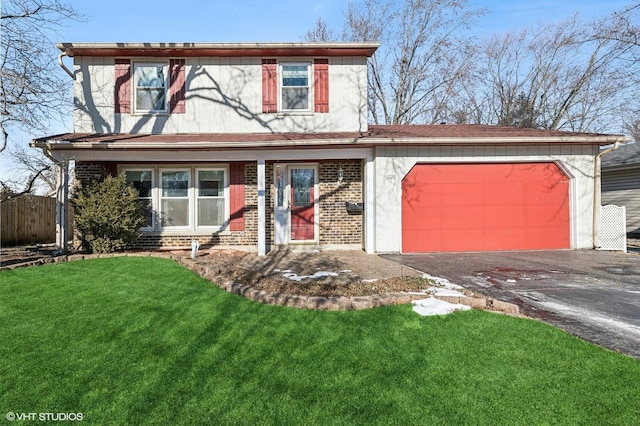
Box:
left=71, top=173, right=146, bottom=253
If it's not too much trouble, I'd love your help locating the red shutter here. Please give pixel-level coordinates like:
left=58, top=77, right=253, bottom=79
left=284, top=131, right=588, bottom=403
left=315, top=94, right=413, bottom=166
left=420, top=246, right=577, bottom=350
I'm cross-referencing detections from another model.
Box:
left=262, top=59, right=278, bottom=113
left=229, top=163, right=245, bottom=231
left=169, top=58, right=186, bottom=114
left=114, top=59, right=131, bottom=113
left=314, top=59, right=329, bottom=113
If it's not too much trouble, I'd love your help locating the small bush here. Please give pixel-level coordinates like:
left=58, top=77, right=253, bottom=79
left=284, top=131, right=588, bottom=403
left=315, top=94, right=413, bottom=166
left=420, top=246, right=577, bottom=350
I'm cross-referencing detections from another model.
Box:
left=71, top=173, right=145, bottom=253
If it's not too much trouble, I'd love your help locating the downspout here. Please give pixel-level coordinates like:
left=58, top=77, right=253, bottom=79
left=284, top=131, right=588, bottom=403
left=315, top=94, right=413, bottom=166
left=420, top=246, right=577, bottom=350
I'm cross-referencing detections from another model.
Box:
left=36, top=145, right=69, bottom=254
left=593, top=142, right=620, bottom=248
left=58, top=50, right=74, bottom=79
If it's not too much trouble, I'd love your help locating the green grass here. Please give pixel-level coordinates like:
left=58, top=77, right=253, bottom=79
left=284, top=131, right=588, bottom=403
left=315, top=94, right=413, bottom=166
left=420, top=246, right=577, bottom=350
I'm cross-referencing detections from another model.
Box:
left=1, top=257, right=639, bottom=425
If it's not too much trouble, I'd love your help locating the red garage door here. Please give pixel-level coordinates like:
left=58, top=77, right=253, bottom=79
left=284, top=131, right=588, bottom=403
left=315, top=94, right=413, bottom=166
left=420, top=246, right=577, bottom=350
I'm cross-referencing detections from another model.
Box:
left=402, top=163, right=570, bottom=252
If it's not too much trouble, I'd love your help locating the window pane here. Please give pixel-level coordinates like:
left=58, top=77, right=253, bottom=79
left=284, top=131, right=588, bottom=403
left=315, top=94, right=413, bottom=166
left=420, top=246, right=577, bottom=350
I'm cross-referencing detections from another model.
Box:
left=282, top=65, right=309, bottom=86
left=125, top=170, right=152, bottom=197
left=161, top=199, right=189, bottom=226
left=291, top=169, right=314, bottom=207
left=140, top=199, right=153, bottom=228
left=162, top=171, right=189, bottom=197
left=198, top=198, right=224, bottom=227
left=136, top=65, right=165, bottom=88
left=198, top=170, right=224, bottom=197
left=282, top=87, right=309, bottom=110
left=136, top=88, right=165, bottom=111
left=275, top=166, right=285, bottom=207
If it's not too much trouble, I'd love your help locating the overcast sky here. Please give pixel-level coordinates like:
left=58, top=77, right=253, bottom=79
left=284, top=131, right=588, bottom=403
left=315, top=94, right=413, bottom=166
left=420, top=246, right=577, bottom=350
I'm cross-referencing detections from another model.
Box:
left=0, top=0, right=632, bottom=184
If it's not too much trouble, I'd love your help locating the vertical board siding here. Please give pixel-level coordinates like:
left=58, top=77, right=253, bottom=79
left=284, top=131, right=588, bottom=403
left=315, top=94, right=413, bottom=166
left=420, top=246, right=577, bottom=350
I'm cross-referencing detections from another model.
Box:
left=1, top=196, right=73, bottom=245
left=314, top=59, right=329, bottom=113
left=229, top=162, right=246, bottom=231
left=169, top=58, right=186, bottom=113
left=114, top=59, right=131, bottom=113
left=261, top=59, right=278, bottom=113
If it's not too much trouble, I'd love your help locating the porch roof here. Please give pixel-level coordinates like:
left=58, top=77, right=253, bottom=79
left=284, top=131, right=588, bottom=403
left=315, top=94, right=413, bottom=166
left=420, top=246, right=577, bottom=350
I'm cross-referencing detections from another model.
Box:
left=33, top=124, right=628, bottom=151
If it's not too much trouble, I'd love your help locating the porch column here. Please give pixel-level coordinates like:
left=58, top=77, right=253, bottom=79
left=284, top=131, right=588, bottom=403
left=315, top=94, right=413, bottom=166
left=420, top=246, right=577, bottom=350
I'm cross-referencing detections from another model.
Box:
left=257, top=156, right=266, bottom=256
left=364, top=153, right=375, bottom=253
left=55, top=160, right=70, bottom=254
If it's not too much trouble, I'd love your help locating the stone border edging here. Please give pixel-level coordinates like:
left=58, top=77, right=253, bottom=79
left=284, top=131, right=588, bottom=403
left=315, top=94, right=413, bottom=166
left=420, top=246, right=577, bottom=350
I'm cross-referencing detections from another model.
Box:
left=1, top=251, right=520, bottom=315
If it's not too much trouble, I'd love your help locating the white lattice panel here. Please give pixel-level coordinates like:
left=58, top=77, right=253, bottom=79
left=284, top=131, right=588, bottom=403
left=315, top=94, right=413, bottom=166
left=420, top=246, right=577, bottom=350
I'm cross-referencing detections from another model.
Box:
left=599, top=205, right=627, bottom=252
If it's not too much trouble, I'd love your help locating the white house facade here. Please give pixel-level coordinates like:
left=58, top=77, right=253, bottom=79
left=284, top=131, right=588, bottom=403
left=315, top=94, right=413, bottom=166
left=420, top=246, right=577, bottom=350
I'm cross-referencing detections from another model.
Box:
left=33, top=42, right=628, bottom=255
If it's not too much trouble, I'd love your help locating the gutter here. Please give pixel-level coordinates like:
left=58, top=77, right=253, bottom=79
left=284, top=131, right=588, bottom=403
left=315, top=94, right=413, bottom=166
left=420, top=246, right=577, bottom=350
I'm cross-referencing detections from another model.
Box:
left=593, top=142, right=621, bottom=248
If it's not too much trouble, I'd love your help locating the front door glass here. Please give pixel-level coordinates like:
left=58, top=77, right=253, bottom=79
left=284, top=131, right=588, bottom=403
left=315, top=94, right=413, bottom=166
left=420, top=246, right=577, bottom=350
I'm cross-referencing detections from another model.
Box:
left=290, top=168, right=315, bottom=241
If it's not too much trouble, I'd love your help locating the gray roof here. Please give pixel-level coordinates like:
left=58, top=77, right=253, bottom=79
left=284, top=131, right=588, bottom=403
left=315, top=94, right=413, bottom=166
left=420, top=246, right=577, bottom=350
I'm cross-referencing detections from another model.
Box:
left=602, top=142, right=640, bottom=169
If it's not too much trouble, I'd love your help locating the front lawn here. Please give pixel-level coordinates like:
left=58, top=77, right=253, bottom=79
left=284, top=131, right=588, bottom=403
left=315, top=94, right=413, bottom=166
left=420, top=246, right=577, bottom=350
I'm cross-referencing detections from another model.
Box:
left=1, top=257, right=639, bottom=425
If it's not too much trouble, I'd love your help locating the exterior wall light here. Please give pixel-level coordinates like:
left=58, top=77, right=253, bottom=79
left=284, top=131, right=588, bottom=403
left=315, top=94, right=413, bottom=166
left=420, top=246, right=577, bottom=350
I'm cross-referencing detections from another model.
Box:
left=337, top=167, right=344, bottom=185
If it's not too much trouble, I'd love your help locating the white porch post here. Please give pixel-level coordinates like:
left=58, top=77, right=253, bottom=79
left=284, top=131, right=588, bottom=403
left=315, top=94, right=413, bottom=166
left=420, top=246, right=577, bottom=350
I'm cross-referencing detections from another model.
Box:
left=364, top=153, right=375, bottom=253
left=55, top=160, right=70, bottom=253
left=257, top=156, right=266, bottom=256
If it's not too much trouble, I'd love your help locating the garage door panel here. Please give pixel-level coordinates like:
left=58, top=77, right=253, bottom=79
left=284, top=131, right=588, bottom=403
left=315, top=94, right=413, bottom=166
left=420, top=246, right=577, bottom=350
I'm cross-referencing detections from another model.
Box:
left=402, top=163, right=570, bottom=252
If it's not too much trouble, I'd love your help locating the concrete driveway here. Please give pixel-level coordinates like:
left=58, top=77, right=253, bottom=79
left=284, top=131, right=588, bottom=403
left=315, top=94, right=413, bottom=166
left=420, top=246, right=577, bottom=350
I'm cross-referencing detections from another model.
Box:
left=383, top=250, right=640, bottom=358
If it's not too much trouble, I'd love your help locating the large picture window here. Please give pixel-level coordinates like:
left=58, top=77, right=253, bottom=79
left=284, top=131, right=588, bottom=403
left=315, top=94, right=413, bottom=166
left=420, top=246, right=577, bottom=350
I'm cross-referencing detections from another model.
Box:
left=281, top=63, right=310, bottom=111
left=134, top=63, right=167, bottom=112
left=120, top=165, right=229, bottom=232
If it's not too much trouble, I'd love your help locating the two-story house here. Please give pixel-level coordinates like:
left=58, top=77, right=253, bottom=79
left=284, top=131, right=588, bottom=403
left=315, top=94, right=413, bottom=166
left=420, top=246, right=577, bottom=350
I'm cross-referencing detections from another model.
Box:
left=34, top=42, right=627, bottom=255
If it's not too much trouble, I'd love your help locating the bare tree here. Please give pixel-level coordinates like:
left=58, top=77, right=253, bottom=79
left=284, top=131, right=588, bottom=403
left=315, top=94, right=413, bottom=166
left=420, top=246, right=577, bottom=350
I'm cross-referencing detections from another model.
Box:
left=307, top=0, right=485, bottom=125
left=305, top=17, right=338, bottom=42
left=591, top=3, right=640, bottom=138
left=0, top=0, right=82, bottom=193
left=459, top=12, right=638, bottom=132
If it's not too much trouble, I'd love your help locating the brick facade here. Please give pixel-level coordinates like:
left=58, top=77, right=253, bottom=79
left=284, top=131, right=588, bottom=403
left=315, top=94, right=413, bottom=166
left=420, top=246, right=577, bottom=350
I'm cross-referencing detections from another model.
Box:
left=318, top=160, right=363, bottom=246
left=73, top=160, right=363, bottom=251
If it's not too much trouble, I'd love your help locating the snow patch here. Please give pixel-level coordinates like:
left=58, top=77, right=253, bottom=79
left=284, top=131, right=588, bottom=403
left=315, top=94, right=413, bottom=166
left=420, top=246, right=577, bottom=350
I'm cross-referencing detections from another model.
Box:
left=412, top=297, right=471, bottom=316
left=421, top=273, right=464, bottom=290
left=282, top=271, right=339, bottom=282
left=432, top=288, right=467, bottom=298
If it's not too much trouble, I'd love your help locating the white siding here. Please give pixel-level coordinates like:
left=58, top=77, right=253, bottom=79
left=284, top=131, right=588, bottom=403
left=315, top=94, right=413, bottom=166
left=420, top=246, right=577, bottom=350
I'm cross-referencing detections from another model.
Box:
left=73, top=56, right=369, bottom=134
left=373, top=144, right=599, bottom=252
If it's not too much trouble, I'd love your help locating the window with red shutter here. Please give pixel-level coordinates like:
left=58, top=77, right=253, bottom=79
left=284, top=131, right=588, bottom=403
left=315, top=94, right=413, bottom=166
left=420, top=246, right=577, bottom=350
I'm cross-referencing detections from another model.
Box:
left=314, top=59, right=329, bottom=113
left=262, top=59, right=278, bottom=113
left=114, top=59, right=131, bottom=113
left=169, top=59, right=186, bottom=114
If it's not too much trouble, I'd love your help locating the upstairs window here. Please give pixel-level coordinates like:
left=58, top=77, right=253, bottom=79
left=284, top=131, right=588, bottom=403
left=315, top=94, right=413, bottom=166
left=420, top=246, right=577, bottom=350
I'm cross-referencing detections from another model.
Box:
left=134, top=63, right=168, bottom=113
left=280, top=63, right=310, bottom=111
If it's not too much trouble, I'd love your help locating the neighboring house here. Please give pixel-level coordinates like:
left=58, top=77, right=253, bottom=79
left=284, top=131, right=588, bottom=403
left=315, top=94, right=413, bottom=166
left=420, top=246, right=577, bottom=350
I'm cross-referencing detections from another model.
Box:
left=33, top=42, right=628, bottom=255
left=602, top=142, right=640, bottom=236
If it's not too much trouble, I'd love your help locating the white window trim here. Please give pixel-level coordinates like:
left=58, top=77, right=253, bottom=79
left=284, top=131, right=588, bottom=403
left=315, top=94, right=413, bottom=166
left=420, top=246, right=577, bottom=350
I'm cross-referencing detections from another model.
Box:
left=195, top=167, right=230, bottom=230
left=133, top=62, right=169, bottom=114
left=120, top=165, right=230, bottom=233
left=279, top=61, right=312, bottom=112
left=122, top=168, right=155, bottom=231
left=160, top=168, right=191, bottom=230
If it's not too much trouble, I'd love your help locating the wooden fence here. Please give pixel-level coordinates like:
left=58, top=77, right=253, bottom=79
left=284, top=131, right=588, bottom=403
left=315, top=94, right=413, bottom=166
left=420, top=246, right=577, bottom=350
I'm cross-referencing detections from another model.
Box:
left=0, top=195, right=73, bottom=246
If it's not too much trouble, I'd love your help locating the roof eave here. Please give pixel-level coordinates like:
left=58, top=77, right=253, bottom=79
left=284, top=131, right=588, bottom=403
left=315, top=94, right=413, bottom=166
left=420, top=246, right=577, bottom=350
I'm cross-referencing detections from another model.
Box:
left=33, top=135, right=629, bottom=151
left=56, top=42, right=380, bottom=58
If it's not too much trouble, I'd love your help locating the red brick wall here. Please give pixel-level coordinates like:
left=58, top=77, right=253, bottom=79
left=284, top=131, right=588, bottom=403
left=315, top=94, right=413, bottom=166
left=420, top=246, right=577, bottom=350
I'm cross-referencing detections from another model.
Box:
left=318, top=160, right=363, bottom=246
